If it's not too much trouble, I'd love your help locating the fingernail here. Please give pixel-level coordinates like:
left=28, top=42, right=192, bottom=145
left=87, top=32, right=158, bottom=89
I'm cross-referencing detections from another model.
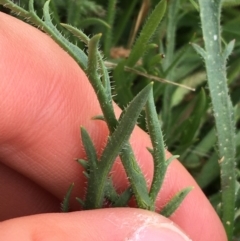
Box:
left=130, top=223, right=192, bottom=241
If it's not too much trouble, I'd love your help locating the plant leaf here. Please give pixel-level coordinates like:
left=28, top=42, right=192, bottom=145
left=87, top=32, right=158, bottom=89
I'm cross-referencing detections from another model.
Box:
left=223, top=39, right=235, bottom=61
left=61, top=183, right=74, bottom=212
left=126, top=0, right=167, bottom=67
left=76, top=197, right=85, bottom=208
left=112, top=187, right=133, bottom=207
left=80, top=17, right=111, bottom=29
left=191, top=43, right=206, bottom=59
left=84, top=83, right=153, bottom=209
left=160, top=187, right=193, bottom=217
left=145, top=88, right=167, bottom=202
left=179, top=88, right=208, bottom=145
left=80, top=127, right=98, bottom=169
left=77, top=159, right=88, bottom=169
left=91, top=115, right=105, bottom=121
left=104, top=178, right=119, bottom=202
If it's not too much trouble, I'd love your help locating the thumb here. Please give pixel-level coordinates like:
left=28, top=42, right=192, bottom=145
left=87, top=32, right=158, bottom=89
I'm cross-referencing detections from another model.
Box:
left=0, top=208, right=191, bottom=241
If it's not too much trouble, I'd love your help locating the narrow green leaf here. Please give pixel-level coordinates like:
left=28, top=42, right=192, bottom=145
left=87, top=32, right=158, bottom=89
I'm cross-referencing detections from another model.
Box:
left=146, top=147, right=154, bottom=155
left=113, top=187, right=133, bottom=207
left=80, top=17, right=111, bottom=29
left=113, top=0, right=138, bottom=45
left=76, top=159, right=88, bottom=169
left=28, top=0, right=36, bottom=14
left=188, top=0, right=200, bottom=11
left=61, top=183, right=74, bottom=212
left=145, top=88, right=167, bottom=202
left=83, top=171, right=90, bottom=179
left=222, top=0, right=240, bottom=7
left=104, top=178, right=119, bottom=202
left=179, top=89, right=207, bottom=145
left=160, top=187, right=193, bottom=217
left=223, top=39, right=235, bottom=61
left=61, top=23, right=90, bottom=44
left=87, top=33, right=102, bottom=80
left=113, top=60, right=133, bottom=107
left=76, top=197, right=85, bottom=208
left=126, top=0, right=167, bottom=67
left=81, top=127, right=98, bottom=169
left=146, top=43, right=159, bottom=52
left=148, top=54, right=165, bottom=68
left=120, top=149, right=152, bottom=210
left=191, top=43, right=206, bottom=59
left=91, top=115, right=105, bottom=121
left=166, top=155, right=179, bottom=165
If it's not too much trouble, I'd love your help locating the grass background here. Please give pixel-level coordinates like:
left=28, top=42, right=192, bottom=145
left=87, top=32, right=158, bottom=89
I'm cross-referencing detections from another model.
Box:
left=1, top=0, right=240, bottom=239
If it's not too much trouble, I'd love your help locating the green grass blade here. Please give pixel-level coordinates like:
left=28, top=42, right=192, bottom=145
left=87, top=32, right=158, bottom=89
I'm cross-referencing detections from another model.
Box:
left=126, top=0, right=167, bottom=67
left=161, top=0, right=181, bottom=135
left=113, top=0, right=138, bottom=46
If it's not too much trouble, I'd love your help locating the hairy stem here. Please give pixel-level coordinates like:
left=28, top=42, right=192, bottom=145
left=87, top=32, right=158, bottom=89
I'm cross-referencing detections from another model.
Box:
left=197, top=0, right=236, bottom=238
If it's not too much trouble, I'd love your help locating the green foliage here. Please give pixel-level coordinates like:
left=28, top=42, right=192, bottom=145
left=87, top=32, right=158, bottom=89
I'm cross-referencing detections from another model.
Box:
left=1, top=0, right=240, bottom=239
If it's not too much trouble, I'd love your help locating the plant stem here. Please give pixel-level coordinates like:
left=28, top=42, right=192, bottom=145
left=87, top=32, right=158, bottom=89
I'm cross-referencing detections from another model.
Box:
left=197, top=0, right=236, bottom=239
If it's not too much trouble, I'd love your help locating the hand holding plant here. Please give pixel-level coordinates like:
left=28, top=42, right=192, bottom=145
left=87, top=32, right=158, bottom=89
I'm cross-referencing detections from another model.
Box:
left=0, top=12, right=227, bottom=241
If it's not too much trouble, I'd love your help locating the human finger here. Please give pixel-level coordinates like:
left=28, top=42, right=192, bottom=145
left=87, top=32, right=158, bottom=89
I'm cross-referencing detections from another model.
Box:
left=0, top=208, right=192, bottom=241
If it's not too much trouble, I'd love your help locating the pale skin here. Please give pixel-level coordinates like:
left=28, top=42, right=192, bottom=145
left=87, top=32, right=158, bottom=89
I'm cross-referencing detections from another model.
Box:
left=0, top=12, right=227, bottom=241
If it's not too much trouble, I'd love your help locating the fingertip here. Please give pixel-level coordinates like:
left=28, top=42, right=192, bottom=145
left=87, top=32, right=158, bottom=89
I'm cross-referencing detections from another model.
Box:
left=0, top=209, right=191, bottom=241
